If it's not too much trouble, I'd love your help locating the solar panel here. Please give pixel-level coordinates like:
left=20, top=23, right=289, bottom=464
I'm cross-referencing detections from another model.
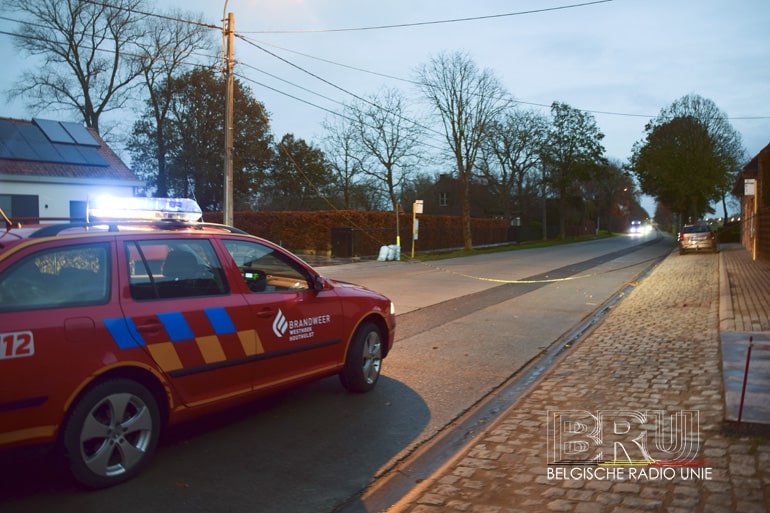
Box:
left=0, top=123, right=21, bottom=158
left=33, top=118, right=76, bottom=144
left=0, top=121, right=18, bottom=141
left=10, top=140, right=38, bottom=161
left=18, top=123, right=48, bottom=144
left=61, top=121, right=99, bottom=147
left=80, top=147, right=108, bottom=166
left=30, top=139, right=64, bottom=162
left=0, top=139, right=12, bottom=159
left=8, top=126, right=39, bottom=161
left=0, top=119, right=108, bottom=168
left=52, top=143, right=87, bottom=165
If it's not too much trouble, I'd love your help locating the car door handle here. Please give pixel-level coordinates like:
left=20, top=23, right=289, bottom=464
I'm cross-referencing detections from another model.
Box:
left=255, top=308, right=275, bottom=318
left=136, top=320, right=163, bottom=335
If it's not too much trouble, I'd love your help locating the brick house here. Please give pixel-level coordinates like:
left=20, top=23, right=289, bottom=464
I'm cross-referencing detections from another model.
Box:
left=422, top=173, right=495, bottom=218
left=0, top=117, right=142, bottom=223
left=733, top=142, right=770, bottom=261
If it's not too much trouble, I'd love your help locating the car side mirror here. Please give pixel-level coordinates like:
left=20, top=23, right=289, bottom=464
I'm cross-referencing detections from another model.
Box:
left=315, top=276, right=330, bottom=291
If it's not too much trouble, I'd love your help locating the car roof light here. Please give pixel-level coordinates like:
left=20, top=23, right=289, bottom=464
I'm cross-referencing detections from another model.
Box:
left=88, top=196, right=203, bottom=222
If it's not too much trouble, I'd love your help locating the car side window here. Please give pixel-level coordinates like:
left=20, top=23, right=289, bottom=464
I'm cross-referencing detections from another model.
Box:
left=222, top=240, right=312, bottom=293
left=126, top=239, right=228, bottom=300
left=0, top=243, right=110, bottom=311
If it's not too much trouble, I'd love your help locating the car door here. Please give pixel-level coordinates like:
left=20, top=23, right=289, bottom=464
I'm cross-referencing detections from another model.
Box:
left=0, top=240, right=123, bottom=444
left=116, top=236, right=259, bottom=407
left=220, top=239, right=345, bottom=391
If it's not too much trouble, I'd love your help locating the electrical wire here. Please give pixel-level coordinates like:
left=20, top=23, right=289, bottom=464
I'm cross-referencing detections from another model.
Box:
left=240, top=0, right=614, bottom=34
left=235, top=36, right=770, bottom=122
left=248, top=38, right=421, bottom=85
left=277, top=141, right=406, bottom=249
left=236, top=33, right=450, bottom=141
left=234, top=70, right=445, bottom=152
left=80, top=0, right=220, bottom=30
left=3, top=6, right=768, bottom=123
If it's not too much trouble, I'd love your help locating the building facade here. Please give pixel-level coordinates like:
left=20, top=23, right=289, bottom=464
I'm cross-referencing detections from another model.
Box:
left=0, top=117, right=142, bottom=222
left=734, top=142, right=770, bottom=261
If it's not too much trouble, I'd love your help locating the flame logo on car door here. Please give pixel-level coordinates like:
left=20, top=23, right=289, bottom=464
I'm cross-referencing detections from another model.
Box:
left=272, top=309, right=288, bottom=338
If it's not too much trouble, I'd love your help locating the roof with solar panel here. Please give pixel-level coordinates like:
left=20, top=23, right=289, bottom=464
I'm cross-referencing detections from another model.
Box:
left=0, top=117, right=138, bottom=182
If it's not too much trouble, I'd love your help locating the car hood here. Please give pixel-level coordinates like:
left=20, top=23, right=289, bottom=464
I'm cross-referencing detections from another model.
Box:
left=326, top=277, right=389, bottom=299
left=328, top=277, right=371, bottom=291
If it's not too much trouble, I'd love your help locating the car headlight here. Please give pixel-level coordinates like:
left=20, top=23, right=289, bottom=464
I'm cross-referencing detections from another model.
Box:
left=390, top=301, right=396, bottom=315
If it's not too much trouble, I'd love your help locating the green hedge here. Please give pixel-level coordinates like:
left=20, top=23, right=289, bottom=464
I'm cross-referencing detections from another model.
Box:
left=203, top=210, right=508, bottom=256
left=716, top=222, right=741, bottom=243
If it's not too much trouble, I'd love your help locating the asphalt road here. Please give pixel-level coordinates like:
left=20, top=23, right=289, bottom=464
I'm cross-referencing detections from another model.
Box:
left=0, top=231, right=673, bottom=513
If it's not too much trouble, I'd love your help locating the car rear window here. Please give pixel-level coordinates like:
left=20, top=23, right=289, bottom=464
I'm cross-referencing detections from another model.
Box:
left=683, top=225, right=710, bottom=234
left=0, top=243, right=110, bottom=311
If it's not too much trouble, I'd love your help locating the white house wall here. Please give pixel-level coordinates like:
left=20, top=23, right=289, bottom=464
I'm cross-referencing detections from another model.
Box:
left=1, top=178, right=138, bottom=219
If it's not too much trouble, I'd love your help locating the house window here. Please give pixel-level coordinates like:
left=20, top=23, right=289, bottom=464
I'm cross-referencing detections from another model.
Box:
left=0, top=194, right=39, bottom=220
left=70, top=200, right=87, bottom=221
left=439, top=192, right=448, bottom=207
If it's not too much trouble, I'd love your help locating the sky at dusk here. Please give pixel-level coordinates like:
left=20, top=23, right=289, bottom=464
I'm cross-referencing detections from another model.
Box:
left=1, top=0, right=769, bottom=214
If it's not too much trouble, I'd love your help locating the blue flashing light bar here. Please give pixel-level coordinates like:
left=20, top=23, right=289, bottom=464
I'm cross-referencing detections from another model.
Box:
left=88, top=197, right=203, bottom=222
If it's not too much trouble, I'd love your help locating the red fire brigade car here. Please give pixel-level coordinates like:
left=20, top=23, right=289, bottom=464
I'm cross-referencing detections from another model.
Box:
left=0, top=198, right=395, bottom=488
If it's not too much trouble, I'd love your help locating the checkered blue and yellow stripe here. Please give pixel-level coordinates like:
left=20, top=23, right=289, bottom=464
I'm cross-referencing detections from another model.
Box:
left=103, top=307, right=263, bottom=372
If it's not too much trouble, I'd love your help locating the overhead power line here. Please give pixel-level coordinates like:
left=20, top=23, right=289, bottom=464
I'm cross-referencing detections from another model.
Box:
left=2, top=5, right=767, bottom=125
left=235, top=71, right=446, bottom=153
left=236, top=33, right=447, bottom=140
left=240, top=37, right=770, bottom=122
left=240, top=0, right=614, bottom=34
left=80, top=0, right=220, bottom=30
left=249, top=38, right=420, bottom=85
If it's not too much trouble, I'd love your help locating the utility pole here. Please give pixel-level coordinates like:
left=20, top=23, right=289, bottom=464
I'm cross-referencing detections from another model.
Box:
left=223, top=11, right=235, bottom=226
left=411, top=200, right=423, bottom=259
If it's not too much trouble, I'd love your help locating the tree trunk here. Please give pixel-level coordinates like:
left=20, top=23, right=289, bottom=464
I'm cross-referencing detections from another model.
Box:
left=462, top=178, right=473, bottom=250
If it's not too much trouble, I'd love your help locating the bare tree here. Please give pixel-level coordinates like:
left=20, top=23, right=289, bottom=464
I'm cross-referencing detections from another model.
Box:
left=132, top=10, right=211, bottom=196
left=347, top=88, right=424, bottom=246
left=479, top=107, right=548, bottom=222
left=8, top=0, right=148, bottom=134
left=416, top=51, right=510, bottom=250
left=323, top=114, right=363, bottom=209
left=583, top=160, right=637, bottom=233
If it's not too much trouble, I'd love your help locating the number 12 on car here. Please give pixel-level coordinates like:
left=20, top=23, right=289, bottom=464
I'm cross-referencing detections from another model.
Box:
left=0, top=331, right=35, bottom=359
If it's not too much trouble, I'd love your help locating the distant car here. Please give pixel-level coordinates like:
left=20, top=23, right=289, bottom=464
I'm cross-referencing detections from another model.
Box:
left=678, top=223, right=717, bottom=254
left=628, top=220, right=652, bottom=236
left=0, top=197, right=396, bottom=488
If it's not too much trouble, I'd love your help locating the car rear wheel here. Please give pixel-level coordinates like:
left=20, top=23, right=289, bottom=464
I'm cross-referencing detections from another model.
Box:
left=62, top=379, right=160, bottom=488
left=340, top=322, right=383, bottom=393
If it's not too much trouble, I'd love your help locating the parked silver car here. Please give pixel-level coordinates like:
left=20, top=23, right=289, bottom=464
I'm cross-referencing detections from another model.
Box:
left=678, top=223, right=717, bottom=254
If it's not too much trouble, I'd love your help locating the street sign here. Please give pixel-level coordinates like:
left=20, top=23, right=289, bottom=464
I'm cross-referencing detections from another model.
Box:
left=744, top=178, right=755, bottom=196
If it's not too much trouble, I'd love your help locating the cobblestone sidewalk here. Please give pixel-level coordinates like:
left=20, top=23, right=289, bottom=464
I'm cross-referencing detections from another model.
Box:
left=392, top=252, right=770, bottom=513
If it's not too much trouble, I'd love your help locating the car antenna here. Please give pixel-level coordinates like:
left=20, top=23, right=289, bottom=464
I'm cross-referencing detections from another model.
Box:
left=0, top=206, right=19, bottom=230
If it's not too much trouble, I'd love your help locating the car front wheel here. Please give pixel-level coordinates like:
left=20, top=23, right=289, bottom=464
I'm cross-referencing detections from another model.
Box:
left=61, top=379, right=160, bottom=488
left=340, top=322, right=383, bottom=393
